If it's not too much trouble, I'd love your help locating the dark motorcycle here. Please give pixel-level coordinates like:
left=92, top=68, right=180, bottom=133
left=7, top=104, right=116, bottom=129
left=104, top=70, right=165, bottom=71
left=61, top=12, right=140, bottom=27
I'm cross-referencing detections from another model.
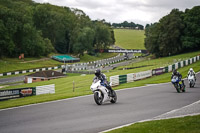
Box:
left=171, top=76, right=185, bottom=93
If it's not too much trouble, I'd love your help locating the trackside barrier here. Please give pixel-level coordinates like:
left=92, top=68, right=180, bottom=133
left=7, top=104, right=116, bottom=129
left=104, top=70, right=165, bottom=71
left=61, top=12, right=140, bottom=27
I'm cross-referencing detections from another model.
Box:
left=36, top=84, right=55, bottom=95
left=152, top=68, right=165, bottom=75
left=119, top=75, right=127, bottom=84
left=127, top=73, right=135, bottom=83
left=110, top=70, right=152, bottom=87
left=135, top=70, right=152, bottom=80
left=164, top=55, right=200, bottom=73
left=0, top=66, right=62, bottom=77
left=110, top=55, right=200, bottom=87
left=110, top=75, right=119, bottom=86
left=0, top=87, right=36, bottom=101
left=0, top=84, right=55, bottom=101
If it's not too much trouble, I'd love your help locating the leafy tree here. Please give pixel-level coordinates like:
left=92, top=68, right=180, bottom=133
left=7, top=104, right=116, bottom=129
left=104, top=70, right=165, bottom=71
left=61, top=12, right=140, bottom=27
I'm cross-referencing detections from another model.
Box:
left=94, top=21, right=113, bottom=49
left=73, top=27, right=95, bottom=56
left=157, top=9, right=184, bottom=56
left=145, top=23, right=160, bottom=57
left=182, top=6, right=200, bottom=50
left=145, top=9, right=185, bottom=57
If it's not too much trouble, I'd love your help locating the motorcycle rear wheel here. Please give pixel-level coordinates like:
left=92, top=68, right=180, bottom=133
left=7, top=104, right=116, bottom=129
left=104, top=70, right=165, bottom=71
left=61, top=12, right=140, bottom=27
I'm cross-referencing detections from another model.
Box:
left=182, top=85, right=186, bottom=92
left=110, top=91, right=117, bottom=103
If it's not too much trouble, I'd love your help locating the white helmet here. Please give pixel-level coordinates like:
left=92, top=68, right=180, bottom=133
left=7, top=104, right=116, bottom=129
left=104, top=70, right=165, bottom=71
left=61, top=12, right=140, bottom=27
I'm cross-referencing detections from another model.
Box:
left=190, top=68, right=193, bottom=71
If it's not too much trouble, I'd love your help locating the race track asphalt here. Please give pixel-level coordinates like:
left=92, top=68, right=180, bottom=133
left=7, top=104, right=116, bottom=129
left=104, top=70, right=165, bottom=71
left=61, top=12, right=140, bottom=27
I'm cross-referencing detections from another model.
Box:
left=0, top=74, right=200, bottom=133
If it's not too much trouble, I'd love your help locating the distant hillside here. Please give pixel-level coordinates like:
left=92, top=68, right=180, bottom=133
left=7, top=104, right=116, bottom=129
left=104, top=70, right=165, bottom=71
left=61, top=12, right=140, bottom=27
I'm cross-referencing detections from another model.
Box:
left=114, top=29, right=145, bottom=49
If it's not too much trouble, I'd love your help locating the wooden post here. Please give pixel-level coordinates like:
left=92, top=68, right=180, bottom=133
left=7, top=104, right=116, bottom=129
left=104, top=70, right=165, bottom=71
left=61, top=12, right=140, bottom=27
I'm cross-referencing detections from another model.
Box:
left=73, top=81, right=75, bottom=92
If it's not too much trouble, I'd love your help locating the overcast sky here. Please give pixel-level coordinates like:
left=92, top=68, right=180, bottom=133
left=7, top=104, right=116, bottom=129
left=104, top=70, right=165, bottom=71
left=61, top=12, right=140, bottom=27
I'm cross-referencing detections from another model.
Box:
left=33, top=0, right=200, bottom=26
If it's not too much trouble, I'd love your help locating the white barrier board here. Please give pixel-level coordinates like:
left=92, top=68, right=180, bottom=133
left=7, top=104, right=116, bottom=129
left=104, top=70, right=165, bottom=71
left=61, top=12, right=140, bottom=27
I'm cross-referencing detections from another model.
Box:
left=36, top=84, right=55, bottom=95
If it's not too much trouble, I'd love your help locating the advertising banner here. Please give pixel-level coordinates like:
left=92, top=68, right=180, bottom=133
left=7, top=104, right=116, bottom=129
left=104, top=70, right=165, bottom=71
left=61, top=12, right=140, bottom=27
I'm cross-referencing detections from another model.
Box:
left=0, top=89, right=20, bottom=101
left=95, top=49, right=148, bottom=54
left=0, top=87, right=36, bottom=101
left=134, top=70, right=152, bottom=80
left=152, top=68, right=164, bottom=75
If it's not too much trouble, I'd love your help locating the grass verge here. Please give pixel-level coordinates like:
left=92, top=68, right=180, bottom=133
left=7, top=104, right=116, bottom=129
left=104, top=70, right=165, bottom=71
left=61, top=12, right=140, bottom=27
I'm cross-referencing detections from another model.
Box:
left=107, top=115, right=200, bottom=133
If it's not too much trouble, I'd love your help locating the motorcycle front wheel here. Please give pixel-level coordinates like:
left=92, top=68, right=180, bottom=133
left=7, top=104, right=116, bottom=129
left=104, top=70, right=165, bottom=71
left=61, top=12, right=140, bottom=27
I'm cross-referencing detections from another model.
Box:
left=94, top=91, right=104, bottom=105
left=174, top=83, right=180, bottom=93
left=189, top=82, right=192, bottom=88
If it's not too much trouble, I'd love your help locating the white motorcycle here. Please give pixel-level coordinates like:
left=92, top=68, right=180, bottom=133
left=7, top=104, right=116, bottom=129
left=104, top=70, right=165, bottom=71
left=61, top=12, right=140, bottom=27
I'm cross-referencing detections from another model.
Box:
left=90, top=80, right=117, bottom=105
left=188, top=73, right=195, bottom=88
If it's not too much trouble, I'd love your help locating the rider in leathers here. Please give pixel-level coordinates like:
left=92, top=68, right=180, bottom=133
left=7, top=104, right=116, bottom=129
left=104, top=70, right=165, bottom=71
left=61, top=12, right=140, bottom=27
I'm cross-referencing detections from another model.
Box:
left=171, top=69, right=185, bottom=86
left=93, top=69, right=114, bottom=97
left=187, top=68, right=196, bottom=81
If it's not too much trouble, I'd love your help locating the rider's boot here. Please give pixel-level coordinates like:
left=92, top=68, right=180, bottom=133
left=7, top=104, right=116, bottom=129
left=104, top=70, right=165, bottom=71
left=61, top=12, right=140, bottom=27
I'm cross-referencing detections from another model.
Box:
left=107, top=86, right=114, bottom=97
left=182, top=80, right=185, bottom=89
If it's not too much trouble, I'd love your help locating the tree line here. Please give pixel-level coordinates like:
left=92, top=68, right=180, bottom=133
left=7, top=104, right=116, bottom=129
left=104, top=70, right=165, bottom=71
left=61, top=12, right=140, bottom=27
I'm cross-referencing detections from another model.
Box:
left=112, top=21, right=144, bottom=30
left=0, top=0, right=115, bottom=57
left=145, top=6, right=200, bottom=57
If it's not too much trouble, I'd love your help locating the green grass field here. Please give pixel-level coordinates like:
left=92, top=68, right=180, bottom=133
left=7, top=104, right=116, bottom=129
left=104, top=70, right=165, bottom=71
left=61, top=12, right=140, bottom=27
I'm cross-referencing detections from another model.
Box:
left=0, top=51, right=199, bottom=109
left=107, top=115, right=200, bottom=133
left=114, top=29, right=145, bottom=49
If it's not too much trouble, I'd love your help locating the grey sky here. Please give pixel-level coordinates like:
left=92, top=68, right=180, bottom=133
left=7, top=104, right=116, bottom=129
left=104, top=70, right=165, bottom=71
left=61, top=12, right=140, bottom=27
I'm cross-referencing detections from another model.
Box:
left=33, top=0, right=200, bottom=25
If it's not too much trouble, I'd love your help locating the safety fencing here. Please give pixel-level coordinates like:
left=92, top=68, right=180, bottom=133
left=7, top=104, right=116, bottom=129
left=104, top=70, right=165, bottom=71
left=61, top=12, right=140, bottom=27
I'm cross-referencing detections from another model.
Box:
left=0, top=66, right=61, bottom=77
left=163, top=55, right=199, bottom=73
left=0, top=84, right=55, bottom=101
left=110, top=70, right=152, bottom=86
left=110, top=55, right=200, bottom=87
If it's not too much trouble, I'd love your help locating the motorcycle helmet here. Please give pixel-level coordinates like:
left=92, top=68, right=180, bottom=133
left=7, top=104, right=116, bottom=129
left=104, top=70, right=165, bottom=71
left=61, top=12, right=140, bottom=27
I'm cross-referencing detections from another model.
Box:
left=173, top=69, right=177, bottom=75
left=190, top=68, right=193, bottom=72
left=95, top=69, right=101, bottom=77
